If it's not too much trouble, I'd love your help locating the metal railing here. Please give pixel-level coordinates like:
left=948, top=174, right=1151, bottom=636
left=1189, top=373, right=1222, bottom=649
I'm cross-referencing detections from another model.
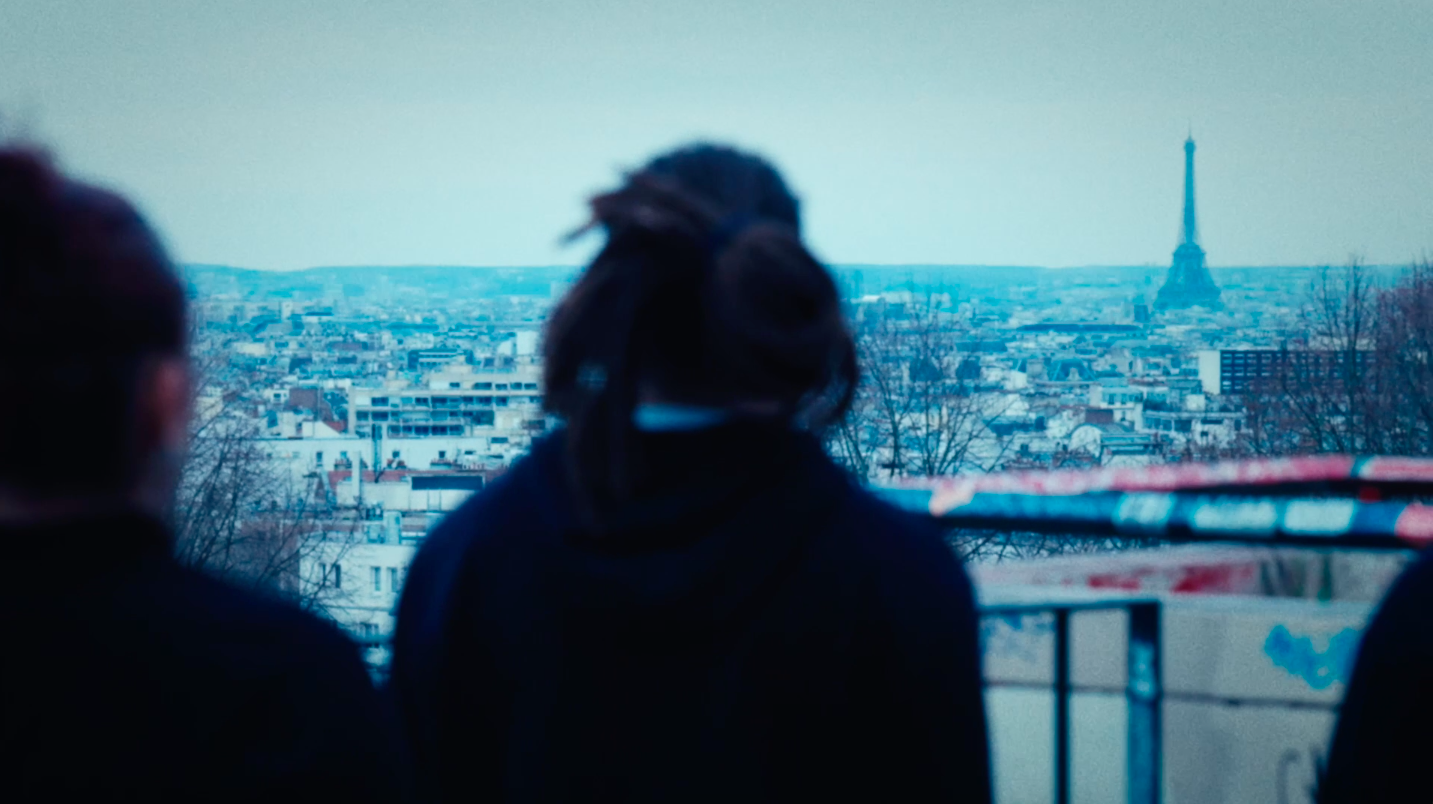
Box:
left=982, top=598, right=1163, bottom=804
left=879, top=454, right=1433, bottom=549
left=353, top=456, right=1432, bottom=802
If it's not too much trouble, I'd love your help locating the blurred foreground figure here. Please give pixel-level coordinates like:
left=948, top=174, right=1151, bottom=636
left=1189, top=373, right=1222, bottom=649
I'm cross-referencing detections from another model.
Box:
left=0, top=148, right=408, bottom=801
left=392, top=143, right=991, bottom=803
left=1320, top=550, right=1433, bottom=802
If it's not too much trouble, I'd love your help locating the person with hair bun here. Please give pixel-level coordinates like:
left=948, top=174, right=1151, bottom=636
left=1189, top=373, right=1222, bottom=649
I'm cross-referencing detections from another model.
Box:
left=392, top=143, right=991, bottom=803
left=0, top=147, right=410, bottom=802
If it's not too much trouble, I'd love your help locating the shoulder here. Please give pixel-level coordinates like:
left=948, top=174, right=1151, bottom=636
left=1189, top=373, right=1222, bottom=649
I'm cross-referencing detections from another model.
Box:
left=1388, top=548, right=1433, bottom=599
left=816, top=481, right=979, bottom=674
left=157, top=567, right=406, bottom=792
left=168, top=565, right=360, bottom=651
left=1365, top=549, right=1433, bottom=651
left=152, top=564, right=370, bottom=679
left=397, top=433, right=566, bottom=630
left=838, top=482, right=966, bottom=583
left=844, top=483, right=976, bottom=632
left=418, top=431, right=564, bottom=567
left=797, top=464, right=974, bottom=621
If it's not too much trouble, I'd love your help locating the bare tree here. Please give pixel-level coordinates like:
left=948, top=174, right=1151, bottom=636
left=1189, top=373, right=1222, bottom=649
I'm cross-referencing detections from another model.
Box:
left=1372, top=259, right=1433, bottom=454
left=828, top=300, right=1011, bottom=480
left=1291, top=262, right=1379, bottom=453
left=949, top=529, right=1153, bottom=564
left=1235, top=261, right=1433, bottom=458
left=172, top=326, right=358, bottom=613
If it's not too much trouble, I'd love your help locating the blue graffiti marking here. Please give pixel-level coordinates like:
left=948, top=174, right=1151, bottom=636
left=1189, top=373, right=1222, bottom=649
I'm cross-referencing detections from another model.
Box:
left=1263, top=624, right=1360, bottom=690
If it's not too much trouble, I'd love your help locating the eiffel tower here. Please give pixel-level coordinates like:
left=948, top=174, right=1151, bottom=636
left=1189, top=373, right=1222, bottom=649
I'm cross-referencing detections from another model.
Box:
left=1154, top=136, right=1221, bottom=310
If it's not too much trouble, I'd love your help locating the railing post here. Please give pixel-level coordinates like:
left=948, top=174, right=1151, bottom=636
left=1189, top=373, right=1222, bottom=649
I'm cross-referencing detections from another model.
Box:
left=1127, top=603, right=1162, bottom=804
left=1054, top=608, right=1071, bottom=804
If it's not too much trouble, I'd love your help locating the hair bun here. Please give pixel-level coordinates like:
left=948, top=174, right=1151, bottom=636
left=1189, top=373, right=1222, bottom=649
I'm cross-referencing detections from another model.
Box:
left=706, top=223, right=849, bottom=406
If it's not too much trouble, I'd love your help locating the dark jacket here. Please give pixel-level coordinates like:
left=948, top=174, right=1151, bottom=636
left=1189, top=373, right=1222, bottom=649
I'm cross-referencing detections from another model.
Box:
left=2, top=511, right=410, bottom=801
left=392, top=422, right=992, bottom=803
left=1321, top=548, right=1433, bottom=803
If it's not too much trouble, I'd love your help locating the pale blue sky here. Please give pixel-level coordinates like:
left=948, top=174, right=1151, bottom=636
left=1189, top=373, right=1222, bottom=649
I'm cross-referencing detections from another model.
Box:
left=4, top=0, right=1431, bottom=270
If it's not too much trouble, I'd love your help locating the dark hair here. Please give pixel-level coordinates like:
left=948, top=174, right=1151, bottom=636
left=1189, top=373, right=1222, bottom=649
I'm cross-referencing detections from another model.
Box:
left=0, top=147, right=187, bottom=496
left=543, top=143, right=857, bottom=508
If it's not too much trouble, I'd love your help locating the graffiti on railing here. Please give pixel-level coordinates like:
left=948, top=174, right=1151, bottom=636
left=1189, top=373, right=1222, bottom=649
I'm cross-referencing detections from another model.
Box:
left=1263, top=624, right=1359, bottom=690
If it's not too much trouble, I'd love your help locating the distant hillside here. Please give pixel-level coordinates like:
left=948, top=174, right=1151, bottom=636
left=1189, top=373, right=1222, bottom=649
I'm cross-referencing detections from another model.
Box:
left=182, top=264, right=580, bottom=300
left=183, top=262, right=1408, bottom=301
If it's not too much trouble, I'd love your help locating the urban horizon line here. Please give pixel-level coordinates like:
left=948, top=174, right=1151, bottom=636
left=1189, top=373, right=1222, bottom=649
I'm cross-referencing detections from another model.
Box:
left=182, top=260, right=1406, bottom=274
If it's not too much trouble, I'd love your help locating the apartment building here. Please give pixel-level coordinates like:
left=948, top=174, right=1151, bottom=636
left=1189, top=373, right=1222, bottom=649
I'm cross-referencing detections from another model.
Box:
left=349, top=368, right=546, bottom=440
left=1198, top=348, right=1374, bottom=396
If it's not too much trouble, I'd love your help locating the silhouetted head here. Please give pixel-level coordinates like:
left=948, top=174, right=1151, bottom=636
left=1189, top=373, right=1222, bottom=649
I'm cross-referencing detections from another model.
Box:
left=544, top=143, right=856, bottom=507
left=0, top=147, right=189, bottom=514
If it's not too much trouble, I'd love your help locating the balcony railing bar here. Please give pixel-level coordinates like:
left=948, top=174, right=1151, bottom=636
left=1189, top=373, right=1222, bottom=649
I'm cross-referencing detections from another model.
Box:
left=984, top=599, right=1162, bottom=804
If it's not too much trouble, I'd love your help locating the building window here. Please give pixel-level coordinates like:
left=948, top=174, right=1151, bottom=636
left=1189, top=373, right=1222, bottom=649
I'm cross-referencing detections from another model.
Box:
left=357, top=411, right=370, bottom=421
left=496, top=383, right=509, bottom=390
left=371, top=397, right=388, bottom=407
left=315, top=451, right=323, bottom=466
left=450, top=382, right=461, bottom=389
left=329, top=563, right=342, bottom=588
left=392, top=450, right=401, bottom=459
left=372, top=567, right=382, bottom=592
left=416, top=397, right=430, bottom=406
left=474, top=382, right=493, bottom=390
left=389, top=567, right=399, bottom=592
left=438, top=450, right=447, bottom=459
